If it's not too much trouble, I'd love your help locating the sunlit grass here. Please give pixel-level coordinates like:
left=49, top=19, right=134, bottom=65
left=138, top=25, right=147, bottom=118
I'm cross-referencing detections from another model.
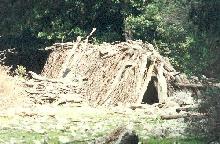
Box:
left=0, top=65, right=15, bottom=97
left=0, top=127, right=206, bottom=144
left=0, top=65, right=24, bottom=110
left=0, top=128, right=61, bottom=144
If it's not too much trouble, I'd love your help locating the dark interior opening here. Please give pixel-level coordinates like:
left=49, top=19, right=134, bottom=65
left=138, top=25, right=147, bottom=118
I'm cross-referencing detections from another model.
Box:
left=142, top=76, right=159, bottom=104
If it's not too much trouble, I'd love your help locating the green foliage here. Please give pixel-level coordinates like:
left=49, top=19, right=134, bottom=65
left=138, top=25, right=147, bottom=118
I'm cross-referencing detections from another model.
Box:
left=0, top=0, right=219, bottom=77
left=15, top=65, right=26, bottom=77
left=126, top=0, right=193, bottom=71
left=125, top=0, right=220, bottom=76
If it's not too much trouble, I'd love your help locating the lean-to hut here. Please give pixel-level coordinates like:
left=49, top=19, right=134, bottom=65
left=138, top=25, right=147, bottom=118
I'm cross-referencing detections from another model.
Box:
left=41, top=38, right=181, bottom=106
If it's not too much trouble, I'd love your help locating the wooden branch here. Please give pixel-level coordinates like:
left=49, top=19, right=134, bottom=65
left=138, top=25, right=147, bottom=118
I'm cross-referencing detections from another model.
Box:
left=59, top=36, right=82, bottom=78
left=28, top=71, right=64, bottom=83
left=136, top=53, right=148, bottom=99
left=174, top=82, right=220, bottom=89
left=85, top=28, right=96, bottom=43
left=161, top=114, right=187, bottom=120
left=137, top=59, right=156, bottom=104
left=161, top=112, right=208, bottom=120
left=28, top=71, right=47, bottom=81
left=154, top=53, right=175, bottom=72
left=174, top=83, right=204, bottom=88
left=156, top=62, right=167, bottom=103
left=101, top=63, right=133, bottom=105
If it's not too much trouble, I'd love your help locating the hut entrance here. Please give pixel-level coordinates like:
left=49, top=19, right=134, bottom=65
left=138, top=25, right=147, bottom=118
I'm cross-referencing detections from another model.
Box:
left=142, top=76, right=159, bottom=104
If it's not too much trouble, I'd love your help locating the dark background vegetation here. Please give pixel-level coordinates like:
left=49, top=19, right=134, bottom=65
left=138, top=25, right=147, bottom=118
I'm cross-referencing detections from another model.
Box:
left=0, top=0, right=219, bottom=77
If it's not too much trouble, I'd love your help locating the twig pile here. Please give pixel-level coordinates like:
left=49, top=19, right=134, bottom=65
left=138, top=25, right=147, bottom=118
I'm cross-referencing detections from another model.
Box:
left=42, top=38, right=181, bottom=106
left=24, top=71, right=83, bottom=104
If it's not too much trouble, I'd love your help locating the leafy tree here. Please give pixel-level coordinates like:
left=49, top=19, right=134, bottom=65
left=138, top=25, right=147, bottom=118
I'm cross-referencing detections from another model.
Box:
left=0, top=0, right=219, bottom=77
left=125, top=0, right=220, bottom=76
left=189, top=0, right=220, bottom=77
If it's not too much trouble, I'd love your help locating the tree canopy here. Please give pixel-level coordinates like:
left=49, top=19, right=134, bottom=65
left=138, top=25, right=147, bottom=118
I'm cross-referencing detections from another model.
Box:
left=0, top=0, right=219, bottom=77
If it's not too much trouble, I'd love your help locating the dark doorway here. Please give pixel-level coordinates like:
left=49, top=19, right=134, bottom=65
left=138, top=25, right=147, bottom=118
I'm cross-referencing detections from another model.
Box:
left=142, top=76, right=159, bottom=104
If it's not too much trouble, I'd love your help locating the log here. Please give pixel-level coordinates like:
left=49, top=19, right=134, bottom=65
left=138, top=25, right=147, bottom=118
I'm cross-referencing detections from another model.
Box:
left=160, top=114, right=187, bottom=120
left=174, top=83, right=220, bottom=88
left=156, top=62, right=167, bottom=103
left=161, top=113, right=208, bottom=120
left=174, top=83, right=204, bottom=88
left=136, top=53, right=148, bottom=102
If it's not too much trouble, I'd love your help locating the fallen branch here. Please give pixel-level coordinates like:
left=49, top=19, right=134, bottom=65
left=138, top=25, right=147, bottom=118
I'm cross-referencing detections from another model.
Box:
left=28, top=71, right=64, bottom=83
left=161, top=114, right=187, bottom=120
left=161, top=112, right=208, bottom=120
left=25, top=72, right=82, bottom=104
left=174, top=83, right=204, bottom=88
left=174, top=82, right=220, bottom=89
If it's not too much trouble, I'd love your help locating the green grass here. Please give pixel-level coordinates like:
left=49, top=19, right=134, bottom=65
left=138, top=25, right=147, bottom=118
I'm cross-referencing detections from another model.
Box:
left=0, top=128, right=61, bottom=144
left=141, top=137, right=207, bottom=144
left=0, top=106, right=208, bottom=143
left=0, top=127, right=207, bottom=144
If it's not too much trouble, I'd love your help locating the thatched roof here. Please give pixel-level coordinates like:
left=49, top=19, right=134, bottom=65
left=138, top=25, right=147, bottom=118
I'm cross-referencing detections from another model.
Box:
left=41, top=38, right=182, bottom=106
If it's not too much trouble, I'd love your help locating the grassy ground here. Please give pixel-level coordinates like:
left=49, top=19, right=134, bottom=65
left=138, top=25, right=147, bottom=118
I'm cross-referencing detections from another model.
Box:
left=0, top=104, right=207, bottom=144
left=0, top=128, right=205, bottom=144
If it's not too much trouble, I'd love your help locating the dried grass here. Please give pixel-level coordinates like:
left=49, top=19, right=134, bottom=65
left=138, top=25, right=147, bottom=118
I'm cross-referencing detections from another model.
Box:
left=0, top=65, right=25, bottom=110
left=0, top=65, right=15, bottom=97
